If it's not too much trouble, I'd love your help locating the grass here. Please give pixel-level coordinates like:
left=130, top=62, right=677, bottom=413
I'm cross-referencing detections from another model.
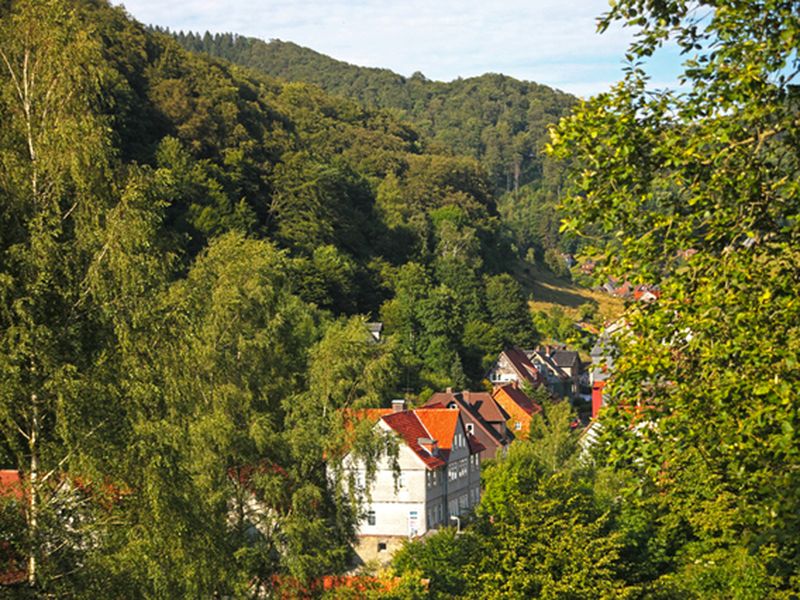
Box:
left=511, top=260, right=624, bottom=324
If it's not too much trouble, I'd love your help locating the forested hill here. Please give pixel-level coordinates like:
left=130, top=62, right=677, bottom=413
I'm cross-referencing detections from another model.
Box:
left=0, top=0, right=549, bottom=593
left=168, top=31, right=577, bottom=194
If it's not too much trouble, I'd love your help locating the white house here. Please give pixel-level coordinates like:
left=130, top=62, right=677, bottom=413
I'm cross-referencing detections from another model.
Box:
left=342, top=401, right=483, bottom=563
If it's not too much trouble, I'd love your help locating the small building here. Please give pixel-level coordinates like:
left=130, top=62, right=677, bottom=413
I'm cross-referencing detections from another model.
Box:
left=342, top=402, right=483, bottom=563
left=366, top=322, right=383, bottom=342
left=526, top=346, right=573, bottom=399
left=487, top=347, right=543, bottom=388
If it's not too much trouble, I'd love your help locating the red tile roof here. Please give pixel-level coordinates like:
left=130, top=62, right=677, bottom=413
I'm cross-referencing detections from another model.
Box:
left=414, top=408, right=459, bottom=451
left=382, top=411, right=447, bottom=469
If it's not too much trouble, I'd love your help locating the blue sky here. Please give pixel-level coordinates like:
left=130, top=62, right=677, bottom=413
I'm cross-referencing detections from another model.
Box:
left=116, top=0, right=684, bottom=98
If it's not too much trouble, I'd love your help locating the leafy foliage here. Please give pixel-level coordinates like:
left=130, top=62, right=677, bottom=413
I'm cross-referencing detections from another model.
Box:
left=549, top=0, right=800, bottom=596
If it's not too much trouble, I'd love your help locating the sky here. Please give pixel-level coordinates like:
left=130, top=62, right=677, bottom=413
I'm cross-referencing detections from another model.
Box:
left=116, top=0, right=684, bottom=98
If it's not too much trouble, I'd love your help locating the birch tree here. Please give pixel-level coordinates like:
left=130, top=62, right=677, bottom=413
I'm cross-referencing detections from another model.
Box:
left=0, top=0, right=116, bottom=589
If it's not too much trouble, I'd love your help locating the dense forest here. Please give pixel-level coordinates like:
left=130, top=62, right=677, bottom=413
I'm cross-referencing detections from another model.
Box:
left=167, top=32, right=576, bottom=196
left=168, top=31, right=580, bottom=262
left=1, top=0, right=799, bottom=598
left=0, top=0, right=538, bottom=595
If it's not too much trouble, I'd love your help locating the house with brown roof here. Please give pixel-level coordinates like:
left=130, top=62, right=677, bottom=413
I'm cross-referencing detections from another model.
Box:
left=492, top=383, right=543, bottom=437
left=340, top=401, right=482, bottom=563
left=487, top=347, right=543, bottom=388
left=424, top=389, right=513, bottom=460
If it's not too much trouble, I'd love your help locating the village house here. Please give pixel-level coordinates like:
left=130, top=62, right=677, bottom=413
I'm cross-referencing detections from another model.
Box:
left=524, top=346, right=573, bottom=398
left=424, top=388, right=513, bottom=460
left=491, top=382, right=543, bottom=437
left=366, top=322, right=383, bottom=342
left=341, top=400, right=483, bottom=563
left=487, top=347, right=542, bottom=388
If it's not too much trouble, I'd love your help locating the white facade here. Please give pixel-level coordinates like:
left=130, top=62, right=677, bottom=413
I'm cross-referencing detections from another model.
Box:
left=342, top=411, right=481, bottom=561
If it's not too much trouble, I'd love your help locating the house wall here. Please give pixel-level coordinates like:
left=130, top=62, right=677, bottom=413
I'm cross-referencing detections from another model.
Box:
left=355, top=441, right=430, bottom=538
left=444, top=420, right=474, bottom=517
left=488, top=355, right=518, bottom=384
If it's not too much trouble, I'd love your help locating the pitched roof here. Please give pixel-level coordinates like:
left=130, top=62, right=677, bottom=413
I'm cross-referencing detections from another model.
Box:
left=551, top=350, right=580, bottom=369
left=414, top=409, right=459, bottom=451
left=425, top=392, right=511, bottom=449
left=462, top=391, right=509, bottom=423
left=381, top=411, right=447, bottom=469
left=502, top=347, right=542, bottom=385
left=494, top=384, right=542, bottom=417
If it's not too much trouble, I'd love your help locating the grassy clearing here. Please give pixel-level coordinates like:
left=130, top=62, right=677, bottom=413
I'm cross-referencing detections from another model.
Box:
left=511, top=261, right=624, bottom=323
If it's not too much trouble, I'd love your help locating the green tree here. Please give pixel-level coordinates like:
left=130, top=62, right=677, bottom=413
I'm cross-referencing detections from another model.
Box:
left=0, top=0, right=119, bottom=590
left=485, top=273, right=536, bottom=347
left=392, top=528, right=481, bottom=600
left=550, top=0, right=800, bottom=595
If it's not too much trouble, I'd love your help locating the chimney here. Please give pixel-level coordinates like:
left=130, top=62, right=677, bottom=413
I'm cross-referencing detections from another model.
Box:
left=446, top=386, right=453, bottom=394
left=391, top=399, right=406, bottom=413
left=511, top=380, right=518, bottom=390
left=591, top=382, right=605, bottom=419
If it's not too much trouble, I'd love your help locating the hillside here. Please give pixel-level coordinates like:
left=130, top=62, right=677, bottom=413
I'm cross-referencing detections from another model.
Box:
left=0, top=0, right=533, bottom=592
left=168, top=32, right=578, bottom=196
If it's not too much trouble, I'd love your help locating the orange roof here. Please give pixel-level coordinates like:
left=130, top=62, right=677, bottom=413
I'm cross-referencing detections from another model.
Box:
left=341, top=408, right=393, bottom=434
left=414, top=408, right=459, bottom=451
left=493, top=384, right=542, bottom=417
left=0, top=470, right=22, bottom=501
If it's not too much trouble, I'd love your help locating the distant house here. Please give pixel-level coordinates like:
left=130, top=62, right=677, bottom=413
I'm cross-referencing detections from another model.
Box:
left=492, top=383, right=543, bottom=436
left=487, top=347, right=543, bottom=388
left=589, top=319, right=628, bottom=417
left=550, top=348, right=582, bottom=397
left=341, top=401, right=483, bottom=563
left=633, top=285, right=660, bottom=303
left=366, top=322, right=383, bottom=342
left=580, top=260, right=597, bottom=275
left=425, top=389, right=513, bottom=460
left=526, top=347, right=573, bottom=399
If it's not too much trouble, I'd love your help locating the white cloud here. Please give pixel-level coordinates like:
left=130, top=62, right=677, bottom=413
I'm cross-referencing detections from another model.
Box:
left=116, top=0, right=679, bottom=97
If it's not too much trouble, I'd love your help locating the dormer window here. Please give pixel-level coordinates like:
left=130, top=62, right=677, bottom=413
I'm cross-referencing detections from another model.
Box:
left=466, top=423, right=474, bottom=435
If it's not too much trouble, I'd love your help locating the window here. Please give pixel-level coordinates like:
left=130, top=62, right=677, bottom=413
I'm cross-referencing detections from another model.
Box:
left=367, top=510, right=376, bottom=526
left=515, top=421, right=522, bottom=431
left=466, top=423, right=474, bottom=434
